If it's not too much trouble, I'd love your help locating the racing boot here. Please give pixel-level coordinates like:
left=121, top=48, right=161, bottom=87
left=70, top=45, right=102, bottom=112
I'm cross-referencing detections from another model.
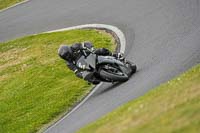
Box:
left=84, top=72, right=101, bottom=85
left=87, top=78, right=101, bottom=85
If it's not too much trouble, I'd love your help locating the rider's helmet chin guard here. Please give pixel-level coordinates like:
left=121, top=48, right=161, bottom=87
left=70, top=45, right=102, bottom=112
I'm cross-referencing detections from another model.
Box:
left=58, top=45, right=73, bottom=60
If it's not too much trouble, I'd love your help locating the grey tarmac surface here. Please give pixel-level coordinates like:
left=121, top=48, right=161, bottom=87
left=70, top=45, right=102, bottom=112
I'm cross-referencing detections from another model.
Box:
left=0, top=0, right=200, bottom=133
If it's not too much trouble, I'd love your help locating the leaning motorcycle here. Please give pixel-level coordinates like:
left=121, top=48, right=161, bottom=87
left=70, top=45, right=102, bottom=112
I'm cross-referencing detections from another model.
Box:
left=76, top=48, right=137, bottom=83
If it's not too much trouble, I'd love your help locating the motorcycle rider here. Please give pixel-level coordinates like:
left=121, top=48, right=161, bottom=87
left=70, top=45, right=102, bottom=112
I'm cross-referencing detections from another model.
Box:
left=58, top=42, right=124, bottom=84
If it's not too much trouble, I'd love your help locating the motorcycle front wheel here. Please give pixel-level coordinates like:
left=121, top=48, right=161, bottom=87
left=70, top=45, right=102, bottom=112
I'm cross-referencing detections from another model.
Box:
left=99, top=65, right=129, bottom=82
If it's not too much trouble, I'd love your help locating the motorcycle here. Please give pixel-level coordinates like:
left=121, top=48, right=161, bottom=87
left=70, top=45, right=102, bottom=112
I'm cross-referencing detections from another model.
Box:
left=76, top=48, right=137, bottom=83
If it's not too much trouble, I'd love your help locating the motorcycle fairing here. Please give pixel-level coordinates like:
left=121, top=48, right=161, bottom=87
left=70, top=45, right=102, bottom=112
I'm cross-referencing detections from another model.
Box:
left=97, top=56, right=124, bottom=66
left=76, top=54, right=96, bottom=70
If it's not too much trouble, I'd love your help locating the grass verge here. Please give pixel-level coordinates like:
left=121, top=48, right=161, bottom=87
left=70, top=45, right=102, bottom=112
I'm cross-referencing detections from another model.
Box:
left=0, top=0, right=24, bottom=10
left=0, top=29, right=115, bottom=133
left=78, top=64, right=200, bottom=133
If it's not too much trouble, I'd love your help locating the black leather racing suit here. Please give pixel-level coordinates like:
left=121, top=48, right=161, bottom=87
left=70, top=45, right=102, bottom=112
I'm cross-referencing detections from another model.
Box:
left=65, top=42, right=112, bottom=84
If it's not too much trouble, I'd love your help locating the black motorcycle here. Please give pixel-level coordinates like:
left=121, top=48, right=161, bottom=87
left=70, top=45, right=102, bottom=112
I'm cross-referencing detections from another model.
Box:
left=76, top=48, right=137, bottom=83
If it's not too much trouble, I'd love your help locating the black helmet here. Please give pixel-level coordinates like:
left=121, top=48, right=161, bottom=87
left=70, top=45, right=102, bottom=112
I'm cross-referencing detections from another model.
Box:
left=58, top=45, right=72, bottom=60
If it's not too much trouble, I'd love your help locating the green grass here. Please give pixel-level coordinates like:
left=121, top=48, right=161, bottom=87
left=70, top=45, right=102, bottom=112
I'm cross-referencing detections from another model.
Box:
left=0, top=0, right=24, bottom=10
left=78, top=64, right=200, bottom=133
left=0, top=29, right=115, bottom=133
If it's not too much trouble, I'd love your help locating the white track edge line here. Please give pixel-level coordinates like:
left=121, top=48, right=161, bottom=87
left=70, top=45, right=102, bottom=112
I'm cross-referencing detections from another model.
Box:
left=44, top=24, right=126, bottom=53
left=43, top=24, right=126, bottom=133
left=0, top=0, right=30, bottom=13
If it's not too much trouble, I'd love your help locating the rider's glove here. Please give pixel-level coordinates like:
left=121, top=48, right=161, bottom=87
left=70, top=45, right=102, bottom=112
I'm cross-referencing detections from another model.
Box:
left=117, top=53, right=123, bottom=58
left=114, top=53, right=125, bottom=61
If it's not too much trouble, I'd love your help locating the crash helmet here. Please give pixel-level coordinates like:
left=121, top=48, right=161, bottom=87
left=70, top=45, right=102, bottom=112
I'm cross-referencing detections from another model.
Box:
left=58, top=45, right=73, bottom=60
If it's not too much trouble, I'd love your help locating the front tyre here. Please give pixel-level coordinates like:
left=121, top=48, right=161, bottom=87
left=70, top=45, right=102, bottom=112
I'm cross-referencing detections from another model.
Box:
left=99, top=65, right=129, bottom=82
left=126, top=61, right=137, bottom=74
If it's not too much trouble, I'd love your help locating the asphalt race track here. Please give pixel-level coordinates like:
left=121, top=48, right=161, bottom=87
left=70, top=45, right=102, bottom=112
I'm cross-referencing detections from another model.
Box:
left=1, top=0, right=200, bottom=133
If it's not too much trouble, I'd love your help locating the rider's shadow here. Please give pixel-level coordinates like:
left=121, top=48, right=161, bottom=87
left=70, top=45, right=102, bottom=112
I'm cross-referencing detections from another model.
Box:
left=92, top=68, right=139, bottom=97
left=92, top=82, right=123, bottom=97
